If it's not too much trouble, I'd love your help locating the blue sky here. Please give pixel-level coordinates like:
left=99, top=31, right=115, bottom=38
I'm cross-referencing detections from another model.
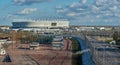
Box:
left=0, top=0, right=120, bottom=26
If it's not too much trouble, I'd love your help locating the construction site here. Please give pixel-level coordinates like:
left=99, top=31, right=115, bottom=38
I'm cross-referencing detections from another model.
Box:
left=0, top=31, right=72, bottom=65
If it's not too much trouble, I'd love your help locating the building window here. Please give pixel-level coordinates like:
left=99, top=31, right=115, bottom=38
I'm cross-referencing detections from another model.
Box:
left=51, top=23, right=57, bottom=26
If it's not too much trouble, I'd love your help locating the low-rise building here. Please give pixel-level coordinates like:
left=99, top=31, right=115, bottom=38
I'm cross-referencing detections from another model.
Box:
left=79, top=26, right=95, bottom=31
left=0, top=26, right=10, bottom=30
left=29, top=42, right=39, bottom=50
left=113, top=26, right=120, bottom=30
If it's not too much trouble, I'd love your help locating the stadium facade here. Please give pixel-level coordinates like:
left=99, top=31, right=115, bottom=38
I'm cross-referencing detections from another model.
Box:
left=12, top=19, right=69, bottom=33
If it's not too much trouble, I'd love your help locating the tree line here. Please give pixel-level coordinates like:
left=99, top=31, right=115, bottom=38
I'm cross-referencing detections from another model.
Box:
left=113, top=31, right=120, bottom=45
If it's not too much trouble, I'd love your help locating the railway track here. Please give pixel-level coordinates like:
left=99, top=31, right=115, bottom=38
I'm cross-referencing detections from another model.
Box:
left=47, top=52, right=69, bottom=65
left=21, top=54, right=40, bottom=65
left=47, top=52, right=58, bottom=65
left=61, top=53, right=69, bottom=65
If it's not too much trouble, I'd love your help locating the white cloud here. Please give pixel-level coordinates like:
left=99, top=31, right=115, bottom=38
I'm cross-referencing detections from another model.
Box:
left=13, top=0, right=26, bottom=5
left=96, top=15, right=100, bottom=18
left=55, top=0, right=120, bottom=26
left=57, top=8, right=68, bottom=13
left=67, top=12, right=77, bottom=17
left=115, top=13, right=120, bottom=17
left=96, top=0, right=107, bottom=5
left=92, top=5, right=100, bottom=14
left=104, top=19, right=109, bottom=22
left=13, top=0, right=52, bottom=5
left=76, top=8, right=85, bottom=11
left=17, top=8, right=37, bottom=15
left=92, top=5, right=99, bottom=11
left=0, top=14, right=20, bottom=21
left=70, top=2, right=81, bottom=8
left=109, top=5, right=118, bottom=12
left=82, top=0, right=87, bottom=4
left=56, top=0, right=120, bottom=21
left=56, top=5, right=62, bottom=9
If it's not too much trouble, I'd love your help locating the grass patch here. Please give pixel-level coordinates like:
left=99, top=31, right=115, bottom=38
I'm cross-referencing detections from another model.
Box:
left=70, top=38, right=82, bottom=65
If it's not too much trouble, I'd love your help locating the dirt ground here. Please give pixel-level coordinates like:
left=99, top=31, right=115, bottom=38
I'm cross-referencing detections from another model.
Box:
left=0, top=41, right=71, bottom=65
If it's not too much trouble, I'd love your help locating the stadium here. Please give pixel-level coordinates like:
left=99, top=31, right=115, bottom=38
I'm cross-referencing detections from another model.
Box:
left=12, top=19, right=69, bottom=28
left=12, top=19, right=69, bottom=32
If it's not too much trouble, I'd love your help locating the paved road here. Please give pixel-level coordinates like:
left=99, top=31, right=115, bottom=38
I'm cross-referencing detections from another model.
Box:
left=86, top=36, right=120, bottom=65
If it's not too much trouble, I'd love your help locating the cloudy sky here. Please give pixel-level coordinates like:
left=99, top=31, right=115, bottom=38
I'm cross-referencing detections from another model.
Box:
left=0, top=0, right=120, bottom=26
